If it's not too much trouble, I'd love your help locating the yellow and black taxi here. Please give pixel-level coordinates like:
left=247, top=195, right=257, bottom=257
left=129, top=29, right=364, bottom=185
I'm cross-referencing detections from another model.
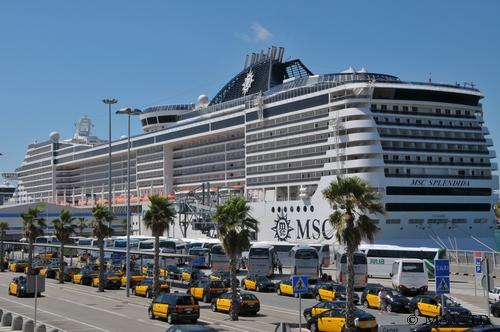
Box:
left=163, top=265, right=183, bottom=280
left=241, top=275, right=276, bottom=292
left=187, top=279, right=228, bottom=303
left=303, top=301, right=346, bottom=321
left=361, top=286, right=409, bottom=313
left=141, top=262, right=153, bottom=276
left=211, top=291, right=260, bottom=316
left=72, top=265, right=98, bottom=285
left=121, top=269, right=146, bottom=287
left=307, top=307, right=378, bottom=332
left=277, top=278, right=314, bottom=298
left=313, top=282, right=359, bottom=304
left=55, top=267, right=81, bottom=282
left=409, top=294, right=471, bottom=318
left=91, top=271, right=122, bottom=289
left=209, top=271, right=231, bottom=287
left=411, top=313, right=492, bottom=332
left=8, top=276, right=40, bottom=297
left=8, top=259, right=28, bottom=272
left=133, top=278, right=170, bottom=298
left=39, top=262, right=62, bottom=279
left=181, top=267, right=203, bottom=283
left=148, top=293, right=200, bottom=324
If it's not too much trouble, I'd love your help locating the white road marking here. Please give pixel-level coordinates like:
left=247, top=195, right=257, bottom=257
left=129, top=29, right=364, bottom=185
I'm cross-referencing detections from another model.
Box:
left=42, top=293, right=128, bottom=318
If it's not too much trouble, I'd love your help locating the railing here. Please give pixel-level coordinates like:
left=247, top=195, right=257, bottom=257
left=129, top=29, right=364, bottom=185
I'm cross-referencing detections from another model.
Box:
left=447, top=249, right=500, bottom=268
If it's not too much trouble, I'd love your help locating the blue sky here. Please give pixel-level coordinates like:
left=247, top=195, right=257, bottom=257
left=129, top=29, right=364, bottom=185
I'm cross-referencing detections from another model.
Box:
left=0, top=1, right=499, bottom=172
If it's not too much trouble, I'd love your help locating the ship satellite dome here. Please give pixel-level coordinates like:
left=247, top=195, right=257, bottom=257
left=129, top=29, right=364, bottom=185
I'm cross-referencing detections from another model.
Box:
left=197, top=94, right=209, bottom=108
left=120, top=135, right=127, bottom=139
left=49, top=131, right=60, bottom=141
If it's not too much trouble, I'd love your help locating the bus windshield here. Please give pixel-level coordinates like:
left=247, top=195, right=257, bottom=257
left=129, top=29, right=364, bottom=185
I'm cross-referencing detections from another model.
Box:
left=295, top=249, right=318, bottom=259
left=340, top=254, right=367, bottom=264
left=159, top=241, right=176, bottom=251
left=212, top=246, right=225, bottom=255
left=402, top=262, right=424, bottom=273
left=249, top=248, right=270, bottom=257
left=140, top=242, right=154, bottom=250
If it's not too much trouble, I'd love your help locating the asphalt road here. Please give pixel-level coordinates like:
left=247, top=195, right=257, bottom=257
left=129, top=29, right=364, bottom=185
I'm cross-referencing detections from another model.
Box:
left=0, top=270, right=498, bottom=332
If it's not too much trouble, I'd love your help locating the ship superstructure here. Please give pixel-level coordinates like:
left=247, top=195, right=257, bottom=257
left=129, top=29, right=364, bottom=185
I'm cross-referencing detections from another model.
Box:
left=3, top=47, right=497, bottom=250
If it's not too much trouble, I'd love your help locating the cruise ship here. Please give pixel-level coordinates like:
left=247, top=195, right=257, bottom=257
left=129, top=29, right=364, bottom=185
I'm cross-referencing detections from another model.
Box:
left=1, top=46, right=497, bottom=251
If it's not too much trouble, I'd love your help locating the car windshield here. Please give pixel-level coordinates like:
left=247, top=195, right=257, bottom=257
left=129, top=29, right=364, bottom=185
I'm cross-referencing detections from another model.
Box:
left=241, top=293, right=258, bottom=301
left=444, top=297, right=460, bottom=306
left=256, top=277, right=269, bottom=282
left=211, top=281, right=225, bottom=288
left=176, top=296, right=195, bottom=305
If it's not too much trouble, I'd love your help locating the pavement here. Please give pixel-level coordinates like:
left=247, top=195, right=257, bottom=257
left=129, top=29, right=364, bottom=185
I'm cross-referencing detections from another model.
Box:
left=0, top=266, right=498, bottom=332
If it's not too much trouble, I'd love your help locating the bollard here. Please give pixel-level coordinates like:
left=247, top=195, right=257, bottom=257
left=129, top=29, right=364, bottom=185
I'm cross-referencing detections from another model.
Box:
left=12, top=315, right=23, bottom=330
left=1, top=312, right=12, bottom=326
left=34, top=324, right=46, bottom=332
left=22, top=319, right=34, bottom=332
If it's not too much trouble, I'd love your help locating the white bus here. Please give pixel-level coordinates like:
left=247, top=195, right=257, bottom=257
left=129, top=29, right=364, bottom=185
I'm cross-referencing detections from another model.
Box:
left=310, top=243, right=331, bottom=268
left=189, top=248, right=211, bottom=268
left=247, top=243, right=277, bottom=277
left=211, top=244, right=231, bottom=272
left=187, top=238, right=220, bottom=251
left=391, top=259, right=429, bottom=295
left=358, top=244, right=446, bottom=278
left=335, top=251, right=368, bottom=289
left=290, top=245, right=319, bottom=280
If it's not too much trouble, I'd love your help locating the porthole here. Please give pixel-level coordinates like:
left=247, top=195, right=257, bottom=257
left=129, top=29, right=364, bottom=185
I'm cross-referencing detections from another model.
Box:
left=290, top=206, right=294, bottom=212
left=284, top=207, right=287, bottom=213
left=297, top=206, right=300, bottom=212
left=271, top=207, right=275, bottom=213
left=303, top=206, right=307, bottom=212
left=277, top=207, right=281, bottom=213
left=310, top=206, right=314, bottom=212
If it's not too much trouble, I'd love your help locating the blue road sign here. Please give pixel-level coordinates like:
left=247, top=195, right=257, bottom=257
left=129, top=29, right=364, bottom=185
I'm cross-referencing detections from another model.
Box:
left=435, top=276, right=450, bottom=294
left=434, top=259, right=450, bottom=277
left=475, top=257, right=482, bottom=274
left=292, top=275, right=309, bottom=295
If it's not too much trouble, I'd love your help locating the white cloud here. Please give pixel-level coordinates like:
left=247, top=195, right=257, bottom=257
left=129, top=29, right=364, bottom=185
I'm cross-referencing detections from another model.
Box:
left=251, top=23, right=272, bottom=41
left=235, top=23, right=273, bottom=43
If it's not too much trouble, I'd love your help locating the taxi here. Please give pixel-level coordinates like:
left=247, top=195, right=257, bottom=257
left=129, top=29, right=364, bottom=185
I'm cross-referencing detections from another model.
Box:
left=91, top=271, right=122, bottom=289
left=411, top=313, right=491, bottom=332
left=148, top=293, right=200, bottom=324
left=307, top=307, right=378, bottom=332
left=72, top=266, right=98, bottom=285
left=211, top=291, right=260, bottom=316
left=187, top=279, right=228, bottom=303
left=39, top=263, right=61, bottom=279
left=56, top=267, right=81, bottom=282
left=133, top=278, right=170, bottom=298
left=8, top=276, right=39, bottom=297
left=313, top=282, right=359, bottom=304
left=361, top=286, right=409, bottom=313
left=181, top=267, right=203, bottom=283
left=277, top=278, right=314, bottom=298
left=209, top=271, right=231, bottom=287
left=409, top=294, right=470, bottom=318
left=8, top=260, right=28, bottom=272
left=303, top=301, right=346, bottom=321
left=241, top=275, right=276, bottom=292
left=121, top=269, right=146, bottom=287
left=165, top=265, right=182, bottom=280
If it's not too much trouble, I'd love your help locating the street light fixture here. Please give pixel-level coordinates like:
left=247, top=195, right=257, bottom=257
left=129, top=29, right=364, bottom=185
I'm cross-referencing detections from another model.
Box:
left=102, top=98, right=118, bottom=212
left=116, top=107, right=142, bottom=297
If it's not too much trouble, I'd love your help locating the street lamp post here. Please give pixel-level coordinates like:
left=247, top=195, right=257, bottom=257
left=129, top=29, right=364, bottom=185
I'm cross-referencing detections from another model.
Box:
left=102, top=98, right=118, bottom=213
left=116, top=107, right=142, bottom=297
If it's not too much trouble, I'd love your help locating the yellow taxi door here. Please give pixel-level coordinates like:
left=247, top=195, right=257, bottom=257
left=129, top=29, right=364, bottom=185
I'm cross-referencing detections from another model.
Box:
left=367, top=293, right=380, bottom=308
left=248, top=280, right=256, bottom=290
left=9, top=283, right=16, bottom=295
left=153, top=303, right=168, bottom=318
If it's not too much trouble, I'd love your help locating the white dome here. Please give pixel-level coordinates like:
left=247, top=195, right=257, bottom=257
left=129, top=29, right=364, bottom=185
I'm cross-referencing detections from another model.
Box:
left=120, top=135, right=127, bottom=140
left=49, top=131, right=60, bottom=141
left=197, top=94, right=209, bottom=108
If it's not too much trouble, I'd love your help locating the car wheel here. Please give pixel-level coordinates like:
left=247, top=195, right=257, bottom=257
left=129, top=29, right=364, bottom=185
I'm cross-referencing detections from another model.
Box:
left=315, top=294, right=321, bottom=301
left=494, top=308, right=500, bottom=318
left=167, top=313, right=173, bottom=324
left=203, top=294, right=209, bottom=303
left=387, top=304, right=393, bottom=313
left=414, top=308, right=421, bottom=316
left=211, top=302, right=217, bottom=312
left=363, top=300, right=369, bottom=308
left=148, top=309, right=155, bottom=320
left=277, top=288, right=281, bottom=295
left=310, top=322, right=318, bottom=332
left=256, top=286, right=260, bottom=292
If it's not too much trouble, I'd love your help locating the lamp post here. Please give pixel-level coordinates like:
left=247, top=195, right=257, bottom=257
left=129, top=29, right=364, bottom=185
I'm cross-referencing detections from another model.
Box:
left=116, top=107, right=142, bottom=297
left=102, top=98, right=118, bottom=213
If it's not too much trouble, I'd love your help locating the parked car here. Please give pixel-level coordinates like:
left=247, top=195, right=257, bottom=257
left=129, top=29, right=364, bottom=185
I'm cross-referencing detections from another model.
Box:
left=361, top=286, right=410, bottom=313
left=411, top=313, right=492, bottom=332
left=148, top=293, right=199, bottom=324
left=303, top=301, right=346, bottom=321
left=211, top=291, right=260, bottom=315
left=242, top=275, right=276, bottom=292
left=307, top=307, right=378, bottom=332
left=491, top=301, right=500, bottom=317
left=489, top=287, right=500, bottom=304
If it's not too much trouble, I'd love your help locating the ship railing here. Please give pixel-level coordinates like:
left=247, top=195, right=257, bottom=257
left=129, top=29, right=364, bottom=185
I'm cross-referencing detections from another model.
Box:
left=447, top=249, right=500, bottom=269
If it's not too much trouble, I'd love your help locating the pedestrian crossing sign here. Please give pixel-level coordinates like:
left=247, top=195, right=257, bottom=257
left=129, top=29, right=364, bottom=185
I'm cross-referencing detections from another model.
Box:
left=292, top=275, right=309, bottom=295
left=435, top=276, right=450, bottom=294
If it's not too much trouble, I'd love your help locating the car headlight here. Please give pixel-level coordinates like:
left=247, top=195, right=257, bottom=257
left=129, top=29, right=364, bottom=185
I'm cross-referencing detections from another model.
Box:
left=354, top=318, right=360, bottom=327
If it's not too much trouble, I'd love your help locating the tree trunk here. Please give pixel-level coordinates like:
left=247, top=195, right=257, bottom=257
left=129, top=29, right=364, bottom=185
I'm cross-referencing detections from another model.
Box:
left=59, top=242, right=65, bottom=284
left=153, top=235, right=160, bottom=298
left=229, top=256, right=239, bottom=321
left=345, top=241, right=356, bottom=331
left=28, top=238, right=34, bottom=275
left=98, top=238, right=105, bottom=292
left=0, top=236, right=4, bottom=272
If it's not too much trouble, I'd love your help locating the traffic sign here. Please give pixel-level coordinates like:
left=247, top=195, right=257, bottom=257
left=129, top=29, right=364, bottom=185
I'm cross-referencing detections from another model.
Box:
left=435, top=276, right=450, bottom=294
left=475, top=257, right=482, bottom=274
left=434, top=259, right=450, bottom=277
left=292, top=275, right=309, bottom=295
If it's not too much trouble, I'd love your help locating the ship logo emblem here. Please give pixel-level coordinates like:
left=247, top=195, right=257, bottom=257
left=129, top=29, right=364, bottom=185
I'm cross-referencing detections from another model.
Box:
left=241, top=69, right=254, bottom=95
left=272, top=211, right=294, bottom=241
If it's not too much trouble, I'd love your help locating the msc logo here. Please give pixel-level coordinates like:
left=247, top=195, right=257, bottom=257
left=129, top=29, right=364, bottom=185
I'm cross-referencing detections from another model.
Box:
left=272, top=211, right=294, bottom=241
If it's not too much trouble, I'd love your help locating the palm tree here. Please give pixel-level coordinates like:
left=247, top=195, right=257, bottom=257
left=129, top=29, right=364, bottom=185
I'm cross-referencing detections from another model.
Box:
left=322, top=176, right=383, bottom=331
left=213, top=196, right=258, bottom=321
left=77, top=217, right=87, bottom=236
left=91, top=205, right=113, bottom=292
left=52, top=210, right=77, bottom=283
left=143, top=195, right=175, bottom=298
left=20, top=207, right=46, bottom=275
left=0, top=221, right=8, bottom=272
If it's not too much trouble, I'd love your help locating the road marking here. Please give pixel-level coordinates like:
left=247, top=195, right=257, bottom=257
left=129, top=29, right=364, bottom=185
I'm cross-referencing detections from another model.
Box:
left=136, top=318, right=145, bottom=323
left=0, top=296, right=112, bottom=332
left=42, top=293, right=128, bottom=318
left=260, top=304, right=298, bottom=315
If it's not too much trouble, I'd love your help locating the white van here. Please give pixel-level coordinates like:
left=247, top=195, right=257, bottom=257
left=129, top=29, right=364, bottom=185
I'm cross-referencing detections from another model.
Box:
left=391, top=259, right=428, bottom=295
